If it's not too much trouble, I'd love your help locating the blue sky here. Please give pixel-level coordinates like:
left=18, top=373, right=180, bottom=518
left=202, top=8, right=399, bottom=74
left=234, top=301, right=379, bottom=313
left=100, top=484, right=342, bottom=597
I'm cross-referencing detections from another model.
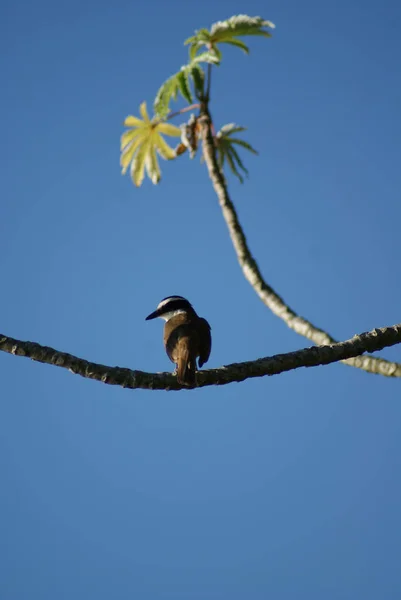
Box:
left=1, top=0, right=401, bottom=598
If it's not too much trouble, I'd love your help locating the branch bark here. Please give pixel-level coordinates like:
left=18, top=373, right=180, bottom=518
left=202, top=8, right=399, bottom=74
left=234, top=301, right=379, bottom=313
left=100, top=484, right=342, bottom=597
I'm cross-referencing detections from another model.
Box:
left=1, top=323, right=401, bottom=391
left=199, top=109, right=401, bottom=378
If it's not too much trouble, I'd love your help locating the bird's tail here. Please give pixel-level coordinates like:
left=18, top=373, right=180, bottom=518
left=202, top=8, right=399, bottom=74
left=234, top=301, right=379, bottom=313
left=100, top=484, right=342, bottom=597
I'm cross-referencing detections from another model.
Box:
left=176, top=339, right=196, bottom=387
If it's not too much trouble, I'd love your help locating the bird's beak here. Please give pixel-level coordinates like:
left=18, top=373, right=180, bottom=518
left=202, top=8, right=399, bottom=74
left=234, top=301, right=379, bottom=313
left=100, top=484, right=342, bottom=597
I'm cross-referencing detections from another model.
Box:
left=145, top=309, right=160, bottom=321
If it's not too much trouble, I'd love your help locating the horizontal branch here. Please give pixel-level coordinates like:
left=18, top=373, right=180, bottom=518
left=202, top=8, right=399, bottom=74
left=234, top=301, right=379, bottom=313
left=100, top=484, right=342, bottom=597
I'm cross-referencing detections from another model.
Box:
left=1, top=323, right=401, bottom=391
left=199, top=110, right=401, bottom=379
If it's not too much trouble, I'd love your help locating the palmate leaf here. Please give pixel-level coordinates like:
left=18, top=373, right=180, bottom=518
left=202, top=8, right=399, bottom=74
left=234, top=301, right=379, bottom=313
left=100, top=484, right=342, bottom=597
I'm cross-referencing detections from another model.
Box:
left=120, top=102, right=181, bottom=187
left=154, top=54, right=216, bottom=118
left=210, top=15, right=275, bottom=40
left=214, top=123, right=258, bottom=184
left=154, top=75, right=181, bottom=120
left=185, top=14, right=275, bottom=61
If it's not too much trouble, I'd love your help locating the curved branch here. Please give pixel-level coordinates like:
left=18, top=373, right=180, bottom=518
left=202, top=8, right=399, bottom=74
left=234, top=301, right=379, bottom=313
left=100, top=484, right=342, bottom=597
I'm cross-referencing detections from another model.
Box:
left=1, top=323, right=401, bottom=391
left=199, top=110, right=401, bottom=378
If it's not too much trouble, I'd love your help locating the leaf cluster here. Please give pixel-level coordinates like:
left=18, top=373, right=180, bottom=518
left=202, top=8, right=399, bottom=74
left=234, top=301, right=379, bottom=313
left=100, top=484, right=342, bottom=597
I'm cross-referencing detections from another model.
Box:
left=120, top=102, right=181, bottom=186
left=215, top=124, right=258, bottom=183
left=120, top=14, right=274, bottom=186
left=185, top=15, right=275, bottom=61
left=154, top=53, right=217, bottom=120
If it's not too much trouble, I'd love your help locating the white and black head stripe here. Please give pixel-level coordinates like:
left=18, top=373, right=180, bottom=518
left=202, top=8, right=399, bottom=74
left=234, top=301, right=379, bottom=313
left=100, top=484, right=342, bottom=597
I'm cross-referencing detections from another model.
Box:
left=157, top=296, right=193, bottom=314
left=157, top=296, right=191, bottom=310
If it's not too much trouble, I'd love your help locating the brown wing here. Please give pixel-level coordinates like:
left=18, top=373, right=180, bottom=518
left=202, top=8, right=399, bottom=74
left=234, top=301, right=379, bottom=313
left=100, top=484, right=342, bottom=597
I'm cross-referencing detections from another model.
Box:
left=197, top=317, right=212, bottom=368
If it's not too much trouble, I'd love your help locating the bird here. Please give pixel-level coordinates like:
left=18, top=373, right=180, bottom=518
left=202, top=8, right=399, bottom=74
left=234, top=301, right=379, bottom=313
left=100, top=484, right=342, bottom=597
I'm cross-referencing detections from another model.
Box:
left=145, top=296, right=212, bottom=387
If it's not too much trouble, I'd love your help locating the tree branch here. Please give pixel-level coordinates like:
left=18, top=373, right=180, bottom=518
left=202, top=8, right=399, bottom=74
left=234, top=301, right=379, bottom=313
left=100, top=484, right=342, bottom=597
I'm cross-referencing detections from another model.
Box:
left=1, top=323, right=401, bottom=391
left=199, top=109, right=401, bottom=378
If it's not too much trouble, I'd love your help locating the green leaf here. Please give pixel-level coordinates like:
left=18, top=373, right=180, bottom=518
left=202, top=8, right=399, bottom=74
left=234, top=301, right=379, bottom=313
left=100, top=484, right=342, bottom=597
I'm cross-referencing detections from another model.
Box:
left=184, top=35, right=197, bottom=46
left=189, top=42, right=201, bottom=62
left=154, top=53, right=218, bottom=117
left=185, top=29, right=211, bottom=61
left=230, top=138, right=258, bottom=154
left=218, top=123, right=247, bottom=136
left=221, top=39, right=250, bottom=54
left=214, top=122, right=258, bottom=183
left=154, top=56, right=215, bottom=117
left=229, top=145, right=249, bottom=176
left=210, top=15, right=275, bottom=41
left=190, top=51, right=220, bottom=66
left=210, top=45, right=222, bottom=62
left=177, top=69, right=193, bottom=104
left=154, top=74, right=179, bottom=118
left=225, top=146, right=244, bottom=183
left=216, top=145, right=225, bottom=170
left=184, top=29, right=210, bottom=45
left=189, top=64, right=205, bottom=98
left=154, top=68, right=194, bottom=118
left=184, top=15, right=274, bottom=66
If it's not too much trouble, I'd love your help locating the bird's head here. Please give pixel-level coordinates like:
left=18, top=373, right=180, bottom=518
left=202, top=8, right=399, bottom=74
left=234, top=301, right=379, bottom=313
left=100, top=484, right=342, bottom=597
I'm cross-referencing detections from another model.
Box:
left=145, top=296, right=195, bottom=322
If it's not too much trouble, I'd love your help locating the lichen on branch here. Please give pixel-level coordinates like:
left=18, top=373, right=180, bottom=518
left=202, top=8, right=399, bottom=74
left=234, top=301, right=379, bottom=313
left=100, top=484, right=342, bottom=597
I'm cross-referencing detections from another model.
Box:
left=1, top=323, right=401, bottom=392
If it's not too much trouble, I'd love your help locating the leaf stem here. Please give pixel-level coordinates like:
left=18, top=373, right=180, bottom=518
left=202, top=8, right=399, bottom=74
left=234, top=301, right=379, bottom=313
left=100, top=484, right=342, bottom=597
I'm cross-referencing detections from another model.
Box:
left=166, top=103, right=200, bottom=121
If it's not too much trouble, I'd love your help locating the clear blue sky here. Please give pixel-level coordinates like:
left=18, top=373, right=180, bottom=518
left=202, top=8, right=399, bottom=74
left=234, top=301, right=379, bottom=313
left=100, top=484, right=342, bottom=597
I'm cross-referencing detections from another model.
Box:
left=1, top=0, right=401, bottom=598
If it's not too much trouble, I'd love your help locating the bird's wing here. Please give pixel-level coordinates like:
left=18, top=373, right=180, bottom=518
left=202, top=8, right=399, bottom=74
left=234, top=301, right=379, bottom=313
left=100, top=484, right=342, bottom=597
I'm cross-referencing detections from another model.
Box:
left=198, top=317, right=212, bottom=367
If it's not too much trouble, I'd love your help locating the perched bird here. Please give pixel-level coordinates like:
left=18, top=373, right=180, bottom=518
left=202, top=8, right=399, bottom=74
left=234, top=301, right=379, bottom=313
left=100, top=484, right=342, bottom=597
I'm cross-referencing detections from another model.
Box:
left=146, top=296, right=211, bottom=387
